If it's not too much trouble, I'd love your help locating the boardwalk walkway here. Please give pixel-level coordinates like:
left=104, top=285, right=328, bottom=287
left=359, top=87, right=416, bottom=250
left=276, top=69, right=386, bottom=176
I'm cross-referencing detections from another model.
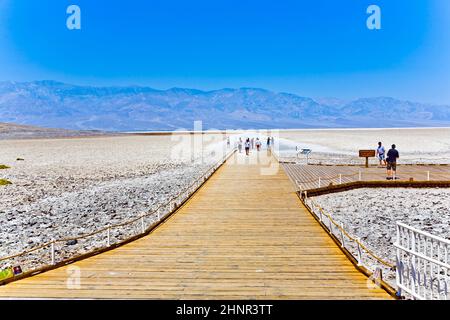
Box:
left=283, top=163, right=450, bottom=191
left=0, top=150, right=390, bottom=299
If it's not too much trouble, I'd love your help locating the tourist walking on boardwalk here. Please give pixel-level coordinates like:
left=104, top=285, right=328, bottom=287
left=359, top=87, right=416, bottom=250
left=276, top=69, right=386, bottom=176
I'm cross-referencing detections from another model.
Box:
left=245, top=138, right=251, bottom=156
left=376, top=142, right=387, bottom=166
left=238, top=138, right=243, bottom=153
left=386, top=144, right=400, bottom=180
left=256, top=138, right=262, bottom=151
left=267, top=137, right=271, bottom=148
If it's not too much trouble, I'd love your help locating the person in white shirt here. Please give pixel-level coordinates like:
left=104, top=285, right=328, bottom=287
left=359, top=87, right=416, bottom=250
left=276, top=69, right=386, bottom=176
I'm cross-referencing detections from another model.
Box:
left=255, top=138, right=262, bottom=151
left=245, top=138, right=251, bottom=156
left=376, top=141, right=387, bottom=166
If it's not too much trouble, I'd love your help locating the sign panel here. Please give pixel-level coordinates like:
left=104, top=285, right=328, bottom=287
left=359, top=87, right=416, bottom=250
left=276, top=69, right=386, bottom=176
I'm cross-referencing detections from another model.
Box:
left=359, top=150, right=376, bottom=158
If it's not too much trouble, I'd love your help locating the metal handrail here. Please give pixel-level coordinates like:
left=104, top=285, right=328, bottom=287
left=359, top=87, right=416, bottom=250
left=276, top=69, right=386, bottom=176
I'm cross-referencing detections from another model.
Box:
left=293, top=170, right=450, bottom=189
left=0, top=147, right=237, bottom=267
left=396, top=244, right=450, bottom=270
left=304, top=196, right=395, bottom=269
left=295, top=173, right=359, bottom=185
left=396, top=222, right=450, bottom=246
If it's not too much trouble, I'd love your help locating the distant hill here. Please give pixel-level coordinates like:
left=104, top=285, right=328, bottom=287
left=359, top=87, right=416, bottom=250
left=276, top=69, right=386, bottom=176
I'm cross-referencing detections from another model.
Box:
left=1, top=80, right=449, bottom=131
left=0, top=122, right=110, bottom=140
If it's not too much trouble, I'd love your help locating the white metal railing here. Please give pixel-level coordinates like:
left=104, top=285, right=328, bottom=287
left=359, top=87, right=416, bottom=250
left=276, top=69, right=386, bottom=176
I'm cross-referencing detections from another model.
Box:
left=0, top=147, right=237, bottom=281
left=395, top=222, right=450, bottom=300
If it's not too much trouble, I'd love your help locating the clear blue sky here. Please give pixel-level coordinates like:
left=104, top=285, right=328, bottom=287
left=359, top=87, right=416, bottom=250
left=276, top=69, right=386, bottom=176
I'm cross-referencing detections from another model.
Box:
left=0, top=0, right=449, bottom=104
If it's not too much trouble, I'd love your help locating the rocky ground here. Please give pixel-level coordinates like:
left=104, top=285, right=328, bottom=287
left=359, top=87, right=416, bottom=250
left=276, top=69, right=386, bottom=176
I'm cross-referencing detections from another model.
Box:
left=312, top=188, right=450, bottom=286
left=0, top=134, right=228, bottom=271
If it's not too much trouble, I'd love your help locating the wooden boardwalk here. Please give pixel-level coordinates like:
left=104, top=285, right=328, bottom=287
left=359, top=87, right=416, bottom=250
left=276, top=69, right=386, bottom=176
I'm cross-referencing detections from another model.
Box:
left=0, top=150, right=391, bottom=299
left=283, top=163, right=450, bottom=191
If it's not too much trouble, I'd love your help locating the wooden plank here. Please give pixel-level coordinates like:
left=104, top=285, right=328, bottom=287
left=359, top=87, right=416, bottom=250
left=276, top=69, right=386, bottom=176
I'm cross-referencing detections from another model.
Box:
left=284, top=163, right=450, bottom=191
left=0, top=150, right=391, bottom=299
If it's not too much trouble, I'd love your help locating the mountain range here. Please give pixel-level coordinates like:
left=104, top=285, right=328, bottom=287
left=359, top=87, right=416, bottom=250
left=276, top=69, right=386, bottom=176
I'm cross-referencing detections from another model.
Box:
left=1, top=80, right=449, bottom=131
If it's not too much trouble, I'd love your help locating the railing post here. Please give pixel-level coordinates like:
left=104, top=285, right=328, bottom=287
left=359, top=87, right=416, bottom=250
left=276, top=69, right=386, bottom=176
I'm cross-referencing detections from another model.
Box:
left=396, top=223, right=402, bottom=298
left=328, top=214, right=333, bottom=234
left=357, top=238, right=362, bottom=266
left=318, top=177, right=321, bottom=188
left=51, top=240, right=55, bottom=265
left=430, top=239, right=434, bottom=299
left=411, top=230, right=417, bottom=296
left=141, top=216, right=145, bottom=234
left=340, top=223, right=345, bottom=248
left=339, top=174, right=342, bottom=185
left=107, top=227, right=111, bottom=246
left=427, top=171, right=430, bottom=181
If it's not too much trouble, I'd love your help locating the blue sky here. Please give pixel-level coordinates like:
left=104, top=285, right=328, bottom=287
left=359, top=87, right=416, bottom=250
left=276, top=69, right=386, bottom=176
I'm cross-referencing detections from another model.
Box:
left=0, top=0, right=449, bottom=104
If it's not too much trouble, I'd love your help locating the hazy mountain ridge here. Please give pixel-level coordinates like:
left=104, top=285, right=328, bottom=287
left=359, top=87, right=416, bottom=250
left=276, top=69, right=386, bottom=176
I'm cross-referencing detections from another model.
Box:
left=0, top=122, right=112, bottom=140
left=1, top=81, right=449, bottom=131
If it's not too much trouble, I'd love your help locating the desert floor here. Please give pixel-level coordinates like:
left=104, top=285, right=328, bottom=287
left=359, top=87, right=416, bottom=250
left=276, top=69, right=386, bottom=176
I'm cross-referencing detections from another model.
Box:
left=1, top=127, right=449, bottom=285
left=0, top=134, right=228, bottom=270
left=278, top=127, right=450, bottom=164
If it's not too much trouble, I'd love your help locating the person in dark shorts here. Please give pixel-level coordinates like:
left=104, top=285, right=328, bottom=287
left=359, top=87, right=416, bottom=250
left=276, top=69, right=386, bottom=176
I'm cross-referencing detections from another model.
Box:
left=244, top=138, right=251, bottom=156
left=255, top=138, right=262, bottom=151
left=386, top=144, right=399, bottom=180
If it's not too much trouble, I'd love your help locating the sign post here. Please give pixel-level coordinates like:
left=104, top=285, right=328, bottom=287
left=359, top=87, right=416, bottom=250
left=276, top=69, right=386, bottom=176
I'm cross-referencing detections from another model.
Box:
left=359, top=150, right=376, bottom=168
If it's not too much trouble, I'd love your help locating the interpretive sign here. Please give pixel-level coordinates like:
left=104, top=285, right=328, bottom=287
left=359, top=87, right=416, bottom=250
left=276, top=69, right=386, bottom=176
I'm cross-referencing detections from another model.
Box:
left=359, top=150, right=376, bottom=168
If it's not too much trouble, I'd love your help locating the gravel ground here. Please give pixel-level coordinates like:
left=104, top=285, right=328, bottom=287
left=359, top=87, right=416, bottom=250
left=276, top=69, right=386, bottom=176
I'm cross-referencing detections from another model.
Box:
left=312, top=188, right=450, bottom=286
left=0, top=134, right=228, bottom=271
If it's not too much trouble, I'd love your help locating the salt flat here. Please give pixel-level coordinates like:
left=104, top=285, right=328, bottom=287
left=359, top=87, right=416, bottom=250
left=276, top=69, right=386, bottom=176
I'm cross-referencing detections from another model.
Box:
left=278, top=127, right=450, bottom=164
left=0, top=134, right=227, bottom=270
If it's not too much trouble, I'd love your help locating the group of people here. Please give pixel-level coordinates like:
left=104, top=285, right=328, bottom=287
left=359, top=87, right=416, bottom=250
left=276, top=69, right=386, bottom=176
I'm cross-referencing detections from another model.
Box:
left=376, top=142, right=400, bottom=180
left=237, top=137, right=274, bottom=156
